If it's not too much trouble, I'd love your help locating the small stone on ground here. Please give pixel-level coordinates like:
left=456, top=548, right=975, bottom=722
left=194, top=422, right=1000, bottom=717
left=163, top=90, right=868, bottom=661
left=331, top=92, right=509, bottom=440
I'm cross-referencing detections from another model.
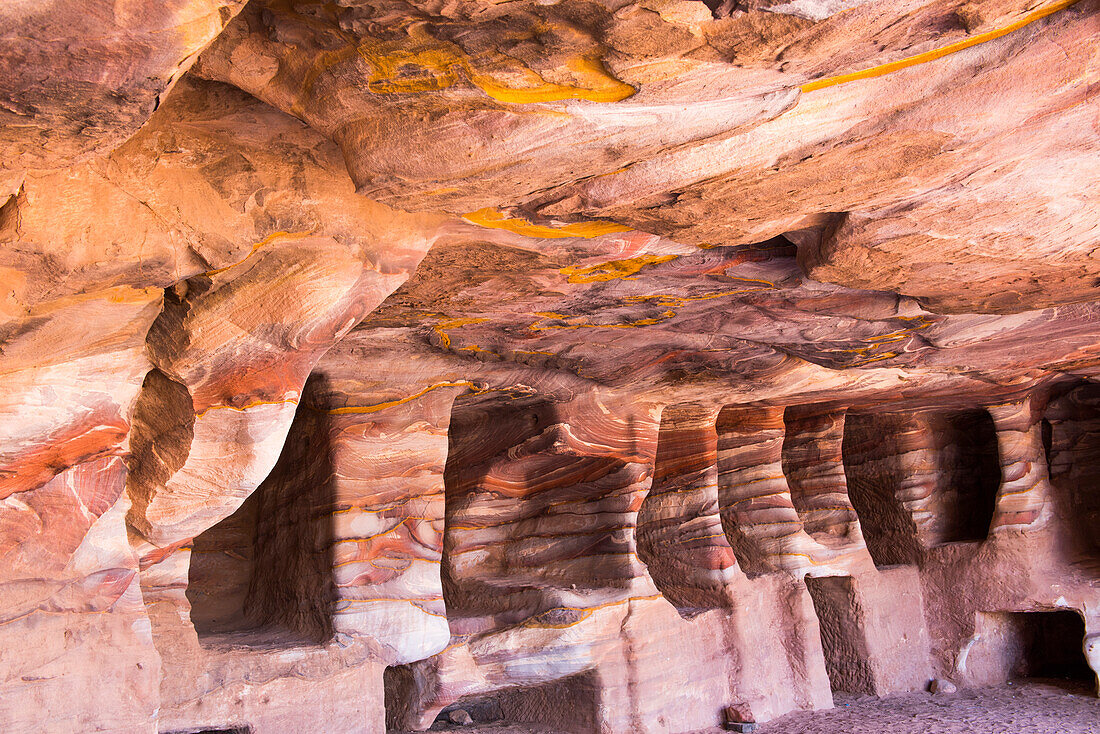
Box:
left=929, top=678, right=958, bottom=694
left=448, top=708, right=474, bottom=726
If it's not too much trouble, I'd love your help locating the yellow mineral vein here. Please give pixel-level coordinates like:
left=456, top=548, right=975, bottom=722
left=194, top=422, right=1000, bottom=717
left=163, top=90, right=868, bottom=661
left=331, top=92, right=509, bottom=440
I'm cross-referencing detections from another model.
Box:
left=463, top=208, right=631, bottom=239
left=800, top=0, right=1084, bottom=93
left=323, top=380, right=482, bottom=415
left=203, top=230, right=314, bottom=276
left=433, top=317, right=490, bottom=349
left=560, top=254, right=678, bottom=284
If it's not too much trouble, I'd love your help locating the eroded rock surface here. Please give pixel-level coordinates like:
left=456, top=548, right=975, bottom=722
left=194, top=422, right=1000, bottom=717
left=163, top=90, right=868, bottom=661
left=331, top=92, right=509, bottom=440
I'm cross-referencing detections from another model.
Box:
left=1, top=0, right=1099, bottom=732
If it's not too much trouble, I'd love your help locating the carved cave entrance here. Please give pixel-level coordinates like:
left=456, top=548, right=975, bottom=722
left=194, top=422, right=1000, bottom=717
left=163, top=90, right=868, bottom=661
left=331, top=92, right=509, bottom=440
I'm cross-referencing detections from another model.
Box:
left=1045, top=382, right=1100, bottom=574
left=841, top=408, right=1001, bottom=567
left=385, top=395, right=606, bottom=733
left=186, top=374, right=337, bottom=645
left=931, top=409, right=1000, bottom=544
left=974, top=611, right=1092, bottom=685
left=804, top=575, right=875, bottom=694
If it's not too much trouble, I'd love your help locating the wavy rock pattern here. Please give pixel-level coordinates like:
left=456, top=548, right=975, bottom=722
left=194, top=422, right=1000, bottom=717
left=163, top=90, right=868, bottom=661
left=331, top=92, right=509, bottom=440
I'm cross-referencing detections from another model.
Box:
left=782, top=406, right=864, bottom=548
left=311, top=362, right=461, bottom=665
left=987, top=398, right=1055, bottom=531
left=117, top=81, right=443, bottom=548
left=0, top=458, right=159, bottom=731
left=718, top=406, right=832, bottom=576
left=637, top=404, right=739, bottom=612
left=386, top=393, right=842, bottom=732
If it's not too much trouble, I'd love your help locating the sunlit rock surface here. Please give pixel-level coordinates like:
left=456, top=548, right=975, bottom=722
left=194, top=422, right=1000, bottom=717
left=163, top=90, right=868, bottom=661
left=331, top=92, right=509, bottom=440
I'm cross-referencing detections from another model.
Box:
left=1, top=0, right=1099, bottom=732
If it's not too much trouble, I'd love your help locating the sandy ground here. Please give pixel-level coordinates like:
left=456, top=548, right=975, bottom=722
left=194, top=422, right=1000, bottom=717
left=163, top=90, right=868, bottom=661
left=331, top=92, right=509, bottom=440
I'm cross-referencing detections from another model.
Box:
left=403, top=680, right=1099, bottom=734
left=758, top=680, right=1099, bottom=734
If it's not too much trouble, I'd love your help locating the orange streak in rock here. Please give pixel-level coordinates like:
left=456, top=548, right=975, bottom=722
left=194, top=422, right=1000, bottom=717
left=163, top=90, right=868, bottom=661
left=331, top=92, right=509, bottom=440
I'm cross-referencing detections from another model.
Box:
left=194, top=398, right=299, bottom=419
left=203, top=230, right=314, bottom=276
left=522, top=593, right=665, bottom=630
left=800, top=0, right=1084, bottom=93
left=332, top=598, right=448, bottom=619
left=433, top=317, right=490, bottom=349
left=323, top=381, right=480, bottom=415
left=463, top=208, right=630, bottom=239
left=560, top=254, right=678, bottom=284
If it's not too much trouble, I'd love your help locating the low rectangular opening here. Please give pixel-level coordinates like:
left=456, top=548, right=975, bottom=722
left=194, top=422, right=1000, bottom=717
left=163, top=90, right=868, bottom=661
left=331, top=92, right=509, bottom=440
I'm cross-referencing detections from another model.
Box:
left=385, top=669, right=599, bottom=734
left=972, top=611, right=1091, bottom=685
left=493, top=673, right=601, bottom=734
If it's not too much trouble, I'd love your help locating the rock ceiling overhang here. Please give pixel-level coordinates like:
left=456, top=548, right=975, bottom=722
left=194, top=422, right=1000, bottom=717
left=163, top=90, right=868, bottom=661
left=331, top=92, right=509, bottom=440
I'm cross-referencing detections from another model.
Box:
left=1, top=0, right=1098, bottom=499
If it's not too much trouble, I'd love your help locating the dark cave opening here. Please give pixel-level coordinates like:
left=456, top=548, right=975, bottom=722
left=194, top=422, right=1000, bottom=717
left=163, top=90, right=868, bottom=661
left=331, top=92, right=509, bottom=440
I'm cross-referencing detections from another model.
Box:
left=186, top=488, right=261, bottom=638
left=841, top=408, right=1001, bottom=566
left=186, top=374, right=337, bottom=645
left=932, top=409, right=1000, bottom=544
left=1045, top=382, right=1100, bottom=573
left=978, top=611, right=1092, bottom=684
left=841, top=412, right=922, bottom=568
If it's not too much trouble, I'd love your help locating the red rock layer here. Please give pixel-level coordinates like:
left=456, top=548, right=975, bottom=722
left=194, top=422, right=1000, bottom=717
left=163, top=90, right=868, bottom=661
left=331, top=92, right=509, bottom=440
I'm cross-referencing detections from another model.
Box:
left=637, top=404, right=739, bottom=612
left=782, top=406, right=863, bottom=545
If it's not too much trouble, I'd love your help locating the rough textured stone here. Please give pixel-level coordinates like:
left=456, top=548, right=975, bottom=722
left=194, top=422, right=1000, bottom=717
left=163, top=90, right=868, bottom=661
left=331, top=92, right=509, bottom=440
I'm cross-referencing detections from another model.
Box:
left=0, top=0, right=248, bottom=180
left=449, top=708, right=475, bottom=726
left=930, top=678, right=958, bottom=694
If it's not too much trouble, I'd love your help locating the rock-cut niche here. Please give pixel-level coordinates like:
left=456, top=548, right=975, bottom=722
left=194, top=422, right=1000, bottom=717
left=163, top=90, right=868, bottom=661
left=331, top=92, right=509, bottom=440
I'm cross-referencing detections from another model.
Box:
left=930, top=409, right=1001, bottom=544
left=841, top=408, right=1001, bottom=567
left=186, top=373, right=338, bottom=645
left=970, top=610, right=1092, bottom=686
left=1045, top=382, right=1100, bottom=574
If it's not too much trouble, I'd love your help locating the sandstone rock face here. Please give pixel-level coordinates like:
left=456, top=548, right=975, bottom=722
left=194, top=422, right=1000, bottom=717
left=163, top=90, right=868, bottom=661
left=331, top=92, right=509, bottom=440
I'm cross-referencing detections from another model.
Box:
left=0, top=0, right=248, bottom=184
left=2, top=0, right=1099, bottom=732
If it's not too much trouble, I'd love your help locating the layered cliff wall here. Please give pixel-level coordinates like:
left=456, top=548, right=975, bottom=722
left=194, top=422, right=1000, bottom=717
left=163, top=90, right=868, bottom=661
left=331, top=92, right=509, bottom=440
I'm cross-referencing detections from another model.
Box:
left=1, top=0, right=1098, bottom=731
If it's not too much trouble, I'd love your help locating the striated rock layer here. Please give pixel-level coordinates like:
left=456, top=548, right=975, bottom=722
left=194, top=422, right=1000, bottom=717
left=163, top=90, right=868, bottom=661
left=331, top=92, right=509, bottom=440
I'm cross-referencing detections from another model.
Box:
left=1, top=0, right=1099, bottom=732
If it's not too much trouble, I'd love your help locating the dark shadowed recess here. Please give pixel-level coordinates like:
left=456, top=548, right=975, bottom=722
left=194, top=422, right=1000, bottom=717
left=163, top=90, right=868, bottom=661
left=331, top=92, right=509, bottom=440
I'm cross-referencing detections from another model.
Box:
left=841, top=408, right=1000, bottom=567
left=805, top=575, right=876, bottom=695
left=385, top=393, right=610, bottom=732
left=1045, top=381, right=1100, bottom=575
left=979, top=611, right=1092, bottom=683
left=932, top=409, right=1000, bottom=544
left=429, top=673, right=602, bottom=733
left=439, top=394, right=562, bottom=618
left=637, top=404, right=724, bottom=617
left=186, top=373, right=337, bottom=646
left=840, top=412, right=922, bottom=567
